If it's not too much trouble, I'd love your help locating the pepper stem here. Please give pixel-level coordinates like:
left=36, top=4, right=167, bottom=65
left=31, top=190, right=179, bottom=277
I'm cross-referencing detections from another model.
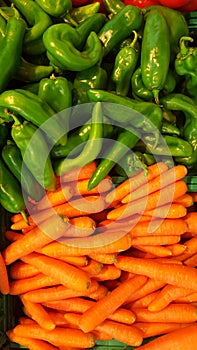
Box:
left=153, top=89, right=160, bottom=106
left=179, top=36, right=194, bottom=57
left=21, top=211, right=29, bottom=226
left=130, top=30, right=138, bottom=49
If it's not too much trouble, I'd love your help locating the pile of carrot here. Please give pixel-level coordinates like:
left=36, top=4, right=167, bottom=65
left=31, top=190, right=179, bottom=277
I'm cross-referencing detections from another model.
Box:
left=1, top=161, right=197, bottom=349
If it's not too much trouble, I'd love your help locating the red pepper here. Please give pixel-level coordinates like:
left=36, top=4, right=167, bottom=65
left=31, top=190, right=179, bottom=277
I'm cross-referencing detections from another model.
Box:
left=72, top=0, right=89, bottom=6
left=123, top=0, right=160, bottom=7
left=178, top=0, right=197, bottom=11
left=158, top=0, right=190, bottom=9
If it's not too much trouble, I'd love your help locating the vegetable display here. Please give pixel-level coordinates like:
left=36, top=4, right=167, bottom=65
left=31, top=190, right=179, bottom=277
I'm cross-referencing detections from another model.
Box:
left=0, top=0, right=197, bottom=349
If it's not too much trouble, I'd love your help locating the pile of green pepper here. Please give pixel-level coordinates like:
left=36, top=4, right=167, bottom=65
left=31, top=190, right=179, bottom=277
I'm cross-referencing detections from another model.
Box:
left=0, top=0, right=196, bottom=216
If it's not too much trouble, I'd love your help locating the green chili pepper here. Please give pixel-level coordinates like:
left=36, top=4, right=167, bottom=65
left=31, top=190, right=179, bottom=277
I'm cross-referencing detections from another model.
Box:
left=2, top=141, right=44, bottom=201
left=162, top=108, right=177, bottom=124
left=73, top=65, right=108, bottom=105
left=0, top=123, right=9, bottom=148
left=88, top=127, right=139, bottom=190
left=175, top=36, right=197, bottom=99
left=141, top=9, right=171, bottom=104
left=0, top=89, right=67, bottom=146
left=161, top=120, right=180, bottom=136
left=43, top=22, right=104, bottom=72
left=11, top=117, right=56, bottom=191
left=160, top=93, right=197, bottom=172
left=87, top=89, right=163, bottom=136
left=11, top=0, right=52, bottom=55
left=35, top=0, right=72, bottom=17
left=142, top=153, right=156, bottom=166
left=143, top=5, right=189, bottom=62
left=0, top=156, right=27, bottom=221
left=111, top=30, right=139, bottom=97
left=0, top=8, right=26, bottom=93
left=54, top=102, right=103, bottom=176
left=98, top=5, right=143, bottom=57
left=0, top=13, right=6, bottom=42
left=68, top=2, right=101, bottom=24
left=114, top=150, right=147, bottom=178
left=14, top=57, right=54, bottom=83
left=103, top=0, right=125, bottom=15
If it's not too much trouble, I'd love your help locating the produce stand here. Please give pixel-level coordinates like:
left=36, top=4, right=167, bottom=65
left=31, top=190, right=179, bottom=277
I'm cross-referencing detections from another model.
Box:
left=0, top=1, right=197, bottom=349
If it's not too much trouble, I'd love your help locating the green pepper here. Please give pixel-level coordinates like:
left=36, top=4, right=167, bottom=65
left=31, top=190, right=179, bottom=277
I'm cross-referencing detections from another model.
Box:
left=161, top=120, right=181, bottom=136
left=11, top=117, right=56, bottom=191
left=103, top=0, right=125, bottom=15
left=43, top=21, right=104, bottom=72
left=2, top=141, right=44, bottom=201
left=11, top=0, right=52, bottom=55
left=14, top=57, right=54, bottom=83
left=0, top=123, right=9, bottom=149
left=73, top=65, right=108, bottom=105
left=0, top=156, right=27, bottom=221
left=0, top=89, right=67, bottom=146
left=141, top=9, right=171, bottom=104
left=175, top=36, right=197, bottom=99
left=68, top=2, right=101, bottom=24
left=0, top=13, right=6, bottom=42
left=160, top=93, right=197, bottom=172
left=88, top=127, right=139, bottom=190
left=35, top=0, right=72, bottom=17
left=111, top=30, right=139, bottom=97
left=0, top=8, right=26, bottom=93
left=22, top=82, right=40, bottom=94
left=114, top=150, right=147, bottom=178
left=98, top=5, right=143, bottom=57
left=54, top=102, right=103, bottom=176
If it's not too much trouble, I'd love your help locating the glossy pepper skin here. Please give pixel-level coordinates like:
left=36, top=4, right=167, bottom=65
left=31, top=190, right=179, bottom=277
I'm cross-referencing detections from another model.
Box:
left=175, top=36, right=197, bottom=100
left=0, top=89, right=67, bottom=146
left=111, top=30, right=139, bottom=97
left=68, top=2, right=101, bottom=24
left=160, top=93, right=197, bottom=173
left=35, top=0, right=72, bottom=17
left=14, top=57, right=54, bottom=83
left=11, top=0, right=52, bottom=56
left=141, top=8, right=171, bottom=104
left=2, top=141, right=44, bottom=201
left=0, top=156, right=27, bottom=220
left=102, top=0, right=125, bottom=15
left=114, top=151, right=148, bottom=178
left=54, top=102, right=103, bottom=176
left=73, top=65, right=108, bottom=105
left=98, top=5, right=143, bottom=57
left=11, top=118, right=56, bottom=191
left=0, top=9, right=26, bottom=93
left=43, top=21, right=104, bottom=72
left=0, top=13, right=6, bottom=42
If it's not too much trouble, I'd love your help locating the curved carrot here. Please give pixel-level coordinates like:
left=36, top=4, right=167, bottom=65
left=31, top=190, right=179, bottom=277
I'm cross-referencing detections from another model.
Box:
left=0, top=252, right=10, bottom=294
left=7, top=329, right=58, bottom=350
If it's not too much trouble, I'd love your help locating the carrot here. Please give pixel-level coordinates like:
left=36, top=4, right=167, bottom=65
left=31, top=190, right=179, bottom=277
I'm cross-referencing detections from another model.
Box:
left=107, top=180, right=188, bottom=220
left=132, top=235, right=181, bottom=246
left=5, top=230, right=23, bottom=242
left=41, top=232, right=132, bottom=257
left=60, top=161, right=97, bottom=183
left=10, top=218, right=36, bottom=231
left=135, top=324, right=197, bottom=350
left=174, top=193, right=194, bottom=207
left=10, top=212, right=25, bottom=223
left=63, top=216, right=96, bottom=237
left=134, top=322, right=191, bottom=338
left=90, top=210, right=109, bottom=222
left=19, top=317, right=36, bottom=325
left=184, top=253, right=197, bottom=267
left=168, top=243, right=187, bottom=256
left=124, top=278, right=165, bottom=305
left=143, top=203, right=187, bottom=219
left=92, top=329, right=112, bottom=341
left=46, top=311, right=68, bottom=326
left=0, top=252, right=10, bottom=294
left=79, top=274, right=147, bottom=333
left=115, top=255, right=197, bottom=291
left=23, top=280, right=99, bottom=303
left=7, top=329, right=59, bottom=350
left=3, top=214, right=69, bottom=265
left=94, top=264, right=121, bottom=281
left=88, top=253, right=117, bottom=264
left=105, top=162, right=169, bottom=204
left=175, top=237, right=197, bottom=262
left=71, top=177, right=113, bottom=197
left=122, top=165, right=187, bottom=203
left=131, top=291, right=160, bottom=308
left=9, top=273, right=57, bottom=295
left=22, top=252, right=91, bottom=292
left=148, top=284, right=194, bottom=312
left=176, top=291, right=197, bottom=303
left=184, top=212, right=197, bottom=233
left=133, top=303, right=197, bottom=323
left=12, top=324, right=96, bottom=348
left=133, top=245, right=173, bottom=258
left=86, top=283, right=108, bottom=300
left=129, top=218, right=187, bottom=237
left=36, top=184, right=73, bottom=210
left=80, top=259, right=103, bottom=276
left=21, top=297, right=56, bottom=331
left=57, top=255, right=88, bottom=267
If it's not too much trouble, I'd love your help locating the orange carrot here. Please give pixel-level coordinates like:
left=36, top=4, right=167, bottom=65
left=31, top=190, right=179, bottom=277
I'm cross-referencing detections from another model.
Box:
left=105, top=162, right=169, bottom=204
left=22, top=252, right=91, bottom=292
left=80, top=259, right=103, bottom=276
left=133, top=303, right=197, bottom=323
left=57, top=255, right=88, bottom=267
left=3, top=215, right=69, bottom=265
left=132, top=235, right=181, bottom=246
left=10, top=218, right=36, bottom=231
left=9, top=262, right=39, bottom=280
left=168, top=243, right=187, bottom=256
left=60, top=161, right=97, bottom=183
left=122, top=165, right=187, bottom=203
left=86, top=283, right=108, bottom=301
left=129, top=218, right=187, bottom=237
left=131, top=291, right=160, bottom=308
left=12, top=324, right=96, bottom=348
left=71, top=177, right=113, bottom=197
left=135, top=324, right=197, bottom=350
left=94, top=264, right=121, bottom=281
left=0, top=252, right=10, bottom=294
left=79, top=274, right=147, bottom=333
left=21, top=297, right=56, bottom=331
left=124, top=278, right=165, bottom=305
left=5, top=230, right=23, bottom=242
left=10, top=212, right=25, bottom=223
left=18, top=317, right=36, bottom=325
left=148, top=284, right=194, bottom=312
left=88, top=253, right=117, bottom=265
left=107, top=180, right=188, bottom=220
left=143, top=203, right=187, bottom=219
left=36, top=184, right=73, bottom=210
left=174, top=193, right=194, bottom=207
left=7, top=329, right=59, bottom=350
left=9, top=273, right=57, bottom=295
left=115, top=255, right=197, bottom=291
left=184, top=253, right=197, bottom=267
left=184, top=212, right=197, bottom=233
left=134, top=322, right=191, bottom=338
left=63, top=216, right=96, bottom=237
left=133, top=245, right=173, bottom=258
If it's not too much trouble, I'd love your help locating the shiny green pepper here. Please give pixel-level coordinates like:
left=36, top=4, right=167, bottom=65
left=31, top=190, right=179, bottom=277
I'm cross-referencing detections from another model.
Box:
left=35, top=0, right=72, bottom=17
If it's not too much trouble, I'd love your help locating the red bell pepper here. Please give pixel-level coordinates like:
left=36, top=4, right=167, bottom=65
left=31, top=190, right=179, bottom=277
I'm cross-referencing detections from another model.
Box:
left=157, top=0, right=190, bottom=8
left=123, top=0, right=160, bottom=7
